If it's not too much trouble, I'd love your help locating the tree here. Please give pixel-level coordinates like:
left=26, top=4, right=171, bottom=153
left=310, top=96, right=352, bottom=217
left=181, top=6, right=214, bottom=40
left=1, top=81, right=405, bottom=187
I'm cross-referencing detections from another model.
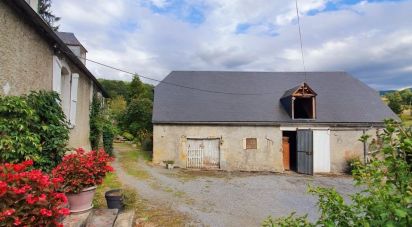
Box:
left=127, top=75, right=154, bottom=103
left=387, top=92, right=403, bottom=114
left=108, top=96, right=127, bottom=122
left=263, top=120, right=412, bottom=226
left=98, top=79, right=129, bottom=98
left=39, top=0, right=60, bottom=31
left=120, top=98, right=153, bottom=141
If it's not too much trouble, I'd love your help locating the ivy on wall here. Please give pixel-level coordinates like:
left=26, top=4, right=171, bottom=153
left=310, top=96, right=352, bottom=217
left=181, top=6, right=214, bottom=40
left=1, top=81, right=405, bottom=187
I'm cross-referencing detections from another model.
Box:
left=0, top=91, right=69, bottom=172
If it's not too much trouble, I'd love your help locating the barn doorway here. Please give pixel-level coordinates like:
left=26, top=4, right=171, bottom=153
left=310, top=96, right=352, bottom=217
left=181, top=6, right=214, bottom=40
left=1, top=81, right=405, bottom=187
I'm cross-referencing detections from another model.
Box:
left=187, top=138, right=220, bottom=169
left=282, top=131, right=297, bottom=171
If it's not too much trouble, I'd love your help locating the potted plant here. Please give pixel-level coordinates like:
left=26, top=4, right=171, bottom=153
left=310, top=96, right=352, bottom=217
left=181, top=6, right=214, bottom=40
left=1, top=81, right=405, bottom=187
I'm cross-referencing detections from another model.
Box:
left=0, top=160, right=70, bottom=226
left=163, top=160, right=175, bottom=170
left=52, top=148, right=114, bottom=213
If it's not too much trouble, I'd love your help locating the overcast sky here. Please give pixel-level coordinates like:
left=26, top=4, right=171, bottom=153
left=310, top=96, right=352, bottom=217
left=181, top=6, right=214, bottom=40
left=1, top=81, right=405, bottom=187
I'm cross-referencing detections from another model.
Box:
left=52, top=0, right=412, bottom=90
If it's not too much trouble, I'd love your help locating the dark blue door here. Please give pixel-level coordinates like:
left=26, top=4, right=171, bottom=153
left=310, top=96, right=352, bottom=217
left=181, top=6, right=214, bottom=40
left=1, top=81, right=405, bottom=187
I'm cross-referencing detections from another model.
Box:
left=297, top=130, right=313, bottom=175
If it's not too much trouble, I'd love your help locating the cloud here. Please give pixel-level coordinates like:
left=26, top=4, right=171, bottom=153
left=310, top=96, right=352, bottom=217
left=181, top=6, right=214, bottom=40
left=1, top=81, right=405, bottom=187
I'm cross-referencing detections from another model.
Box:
left=52, top=0, right=412, bottom=90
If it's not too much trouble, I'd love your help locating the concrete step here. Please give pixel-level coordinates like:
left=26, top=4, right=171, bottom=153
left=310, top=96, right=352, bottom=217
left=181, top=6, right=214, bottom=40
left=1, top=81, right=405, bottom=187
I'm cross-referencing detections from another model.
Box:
left=63, top=209, right=134, bottom=227
left=63, top=211, right=91, bottom=227
left=114, top=210, right=135, bottom=227
left=85, top=209, right=119, bottom=227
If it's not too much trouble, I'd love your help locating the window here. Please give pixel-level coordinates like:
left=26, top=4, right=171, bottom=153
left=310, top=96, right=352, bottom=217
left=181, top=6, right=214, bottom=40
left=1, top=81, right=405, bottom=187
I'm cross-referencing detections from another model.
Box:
left=293, top=97, right=314, bottom=119
left=245, top=138, right=257, bottom=149
left=280, top=83, right=317, bottom=120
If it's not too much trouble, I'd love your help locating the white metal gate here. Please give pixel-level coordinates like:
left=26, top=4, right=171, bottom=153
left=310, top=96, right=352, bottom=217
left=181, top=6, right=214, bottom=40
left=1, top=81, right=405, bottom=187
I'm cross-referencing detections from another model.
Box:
left=187, top=139, right=220, bottom=169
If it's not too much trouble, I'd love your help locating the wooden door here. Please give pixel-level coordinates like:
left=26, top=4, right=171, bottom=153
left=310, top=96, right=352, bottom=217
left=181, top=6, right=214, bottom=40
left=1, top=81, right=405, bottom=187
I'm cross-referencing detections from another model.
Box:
left=282, top=137, right=290, bottom=170
left=297, top=129, right=313, bottom=175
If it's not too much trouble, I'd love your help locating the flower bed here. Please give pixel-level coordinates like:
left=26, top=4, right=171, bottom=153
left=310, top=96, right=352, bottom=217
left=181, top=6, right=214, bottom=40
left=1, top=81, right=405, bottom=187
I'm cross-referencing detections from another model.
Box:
left=0, top=160, right=69, bottom=226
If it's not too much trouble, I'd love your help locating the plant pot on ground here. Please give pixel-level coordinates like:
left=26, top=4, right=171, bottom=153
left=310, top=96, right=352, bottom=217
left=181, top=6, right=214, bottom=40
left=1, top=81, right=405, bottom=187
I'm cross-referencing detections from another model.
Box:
left=52, top=148, right=114, bottom=213
left=105, top=189, right=124, bottom=210
left=163, top=160, right=175, bottom=170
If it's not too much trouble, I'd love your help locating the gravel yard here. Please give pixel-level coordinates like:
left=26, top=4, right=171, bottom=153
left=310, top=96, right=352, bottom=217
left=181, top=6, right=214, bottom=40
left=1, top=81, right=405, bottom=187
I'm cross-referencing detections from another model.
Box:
left=114, top=144, right=357, bottom=227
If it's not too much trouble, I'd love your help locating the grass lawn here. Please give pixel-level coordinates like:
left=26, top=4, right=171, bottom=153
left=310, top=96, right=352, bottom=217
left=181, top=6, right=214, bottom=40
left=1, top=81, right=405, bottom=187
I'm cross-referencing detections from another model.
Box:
left=116, top=143, right=152, bottom=180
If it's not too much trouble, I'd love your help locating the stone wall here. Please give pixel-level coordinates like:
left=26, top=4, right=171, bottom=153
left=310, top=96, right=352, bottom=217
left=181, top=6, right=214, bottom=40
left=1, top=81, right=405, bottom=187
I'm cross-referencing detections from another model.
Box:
left=0, top=1, right=53, bottom=95
left=153, top=125, right=284, bottom=172
left=330, top=128, right=377, bottom=172
left=154, top=124, right=379, bottom=173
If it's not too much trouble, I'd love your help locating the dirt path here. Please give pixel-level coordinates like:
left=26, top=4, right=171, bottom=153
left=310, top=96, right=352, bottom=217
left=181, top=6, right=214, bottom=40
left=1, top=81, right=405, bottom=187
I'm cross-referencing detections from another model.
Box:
left=113, top=143, right=357, bottom=227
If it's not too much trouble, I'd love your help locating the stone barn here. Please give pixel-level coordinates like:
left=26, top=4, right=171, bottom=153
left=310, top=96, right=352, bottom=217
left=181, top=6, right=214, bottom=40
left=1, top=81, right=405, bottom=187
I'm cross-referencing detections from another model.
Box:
left=152, top=71, right=397, bottom=174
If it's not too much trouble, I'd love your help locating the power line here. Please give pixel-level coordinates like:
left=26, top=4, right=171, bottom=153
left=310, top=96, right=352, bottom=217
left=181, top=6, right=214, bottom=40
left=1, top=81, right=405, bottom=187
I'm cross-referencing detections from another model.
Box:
left=295, top=0, right=307, bottom=82
left=60, top=49, right=276, bottom=96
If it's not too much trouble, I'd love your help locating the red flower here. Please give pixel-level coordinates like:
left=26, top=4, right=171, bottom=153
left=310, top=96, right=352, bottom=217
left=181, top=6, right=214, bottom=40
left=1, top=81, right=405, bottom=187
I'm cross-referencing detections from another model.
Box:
left=1, top=162, right=66, bottom=226
left=58, top=208, right=70, bottom=216
left=13, top=164, right=26, bottom=172
left=13, top=218, right=22, bottom=226
left=38, top=193, right=47, bottom=202
left=22, top=160, right=33, bottom=167
left=26, top=194, right=38, bottom=204
left=39, top=208, right=52, bottom=217
left=52, top=148, right=113, bottom=193
left=53, top=193, right=68, bottom=203
left=4, top=209, right=15, bottom=216
left=0, top=181, right=7, bottom=196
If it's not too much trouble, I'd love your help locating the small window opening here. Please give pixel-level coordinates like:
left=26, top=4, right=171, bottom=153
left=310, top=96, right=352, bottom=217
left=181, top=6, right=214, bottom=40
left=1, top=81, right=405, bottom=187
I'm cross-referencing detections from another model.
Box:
left=246, top=138, right=257, bottom=149
left=293, top=97, right=314, bottom=119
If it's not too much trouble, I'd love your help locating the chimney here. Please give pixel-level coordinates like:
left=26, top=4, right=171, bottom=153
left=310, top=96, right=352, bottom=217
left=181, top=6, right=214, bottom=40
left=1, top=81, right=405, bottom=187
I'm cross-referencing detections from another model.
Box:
left=56, top=32, right=88, bottom=65
left=25, top=0, right=39, bottom=13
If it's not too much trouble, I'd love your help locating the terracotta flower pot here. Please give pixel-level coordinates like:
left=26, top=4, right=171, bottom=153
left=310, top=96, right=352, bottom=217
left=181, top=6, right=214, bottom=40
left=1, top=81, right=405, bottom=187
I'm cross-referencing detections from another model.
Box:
left=66, top=186, right=97, bottom=213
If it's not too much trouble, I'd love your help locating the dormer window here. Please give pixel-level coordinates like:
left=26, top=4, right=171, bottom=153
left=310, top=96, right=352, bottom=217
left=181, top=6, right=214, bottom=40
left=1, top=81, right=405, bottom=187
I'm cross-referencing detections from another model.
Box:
left=280, top=83, right=317, bottom=120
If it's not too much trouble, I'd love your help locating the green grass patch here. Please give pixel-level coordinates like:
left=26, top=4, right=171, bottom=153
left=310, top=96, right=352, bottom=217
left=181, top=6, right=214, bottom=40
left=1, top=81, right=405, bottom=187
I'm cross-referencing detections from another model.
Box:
left=400, top=114, right=412, bottom=127
left=115, top=143, right=152, bottom=180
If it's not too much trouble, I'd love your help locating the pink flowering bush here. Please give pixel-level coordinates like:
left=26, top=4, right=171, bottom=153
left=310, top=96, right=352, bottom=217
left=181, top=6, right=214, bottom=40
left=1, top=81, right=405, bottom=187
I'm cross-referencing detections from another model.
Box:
left=52, top=148, right=114, bottom=194
left=0, top=160, right=69, bottom=226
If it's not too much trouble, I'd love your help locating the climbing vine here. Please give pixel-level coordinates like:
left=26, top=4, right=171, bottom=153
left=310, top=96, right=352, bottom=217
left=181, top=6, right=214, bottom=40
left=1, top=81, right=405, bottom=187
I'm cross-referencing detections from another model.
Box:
left=0, top=91, right=69, bottom=172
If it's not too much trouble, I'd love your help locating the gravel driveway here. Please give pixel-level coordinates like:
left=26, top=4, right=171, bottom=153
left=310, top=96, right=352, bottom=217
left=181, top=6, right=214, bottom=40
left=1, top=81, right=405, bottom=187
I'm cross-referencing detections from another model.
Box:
left=114, top=148, right=357, bottom=227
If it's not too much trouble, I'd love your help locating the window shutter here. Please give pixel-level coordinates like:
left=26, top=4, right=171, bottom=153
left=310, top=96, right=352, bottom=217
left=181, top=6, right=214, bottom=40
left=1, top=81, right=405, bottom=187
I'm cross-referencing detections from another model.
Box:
left=52, top=56, right=62, bottom=94
left=69, top=74, right=79, bottom=126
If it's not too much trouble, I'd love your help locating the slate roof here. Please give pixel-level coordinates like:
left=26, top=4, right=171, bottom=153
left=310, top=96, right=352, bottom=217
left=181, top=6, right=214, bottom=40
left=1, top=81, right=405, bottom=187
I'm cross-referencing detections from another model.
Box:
left=56, top=32, right=87, bottom=51
left=153, top=71, right=398, bottom=125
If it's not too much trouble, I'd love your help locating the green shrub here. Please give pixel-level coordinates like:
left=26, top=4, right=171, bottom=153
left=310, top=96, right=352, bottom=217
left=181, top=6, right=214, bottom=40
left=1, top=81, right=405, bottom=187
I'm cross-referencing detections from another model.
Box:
left=90, top=94, right=103, bottom=150
left=344, top=155, right=361, bottom=175
left=0, top=91, right=69, bottom=172
left=263, top=119, right=412, bottom=226
left=141, top=136, right=153, bottom=152
left=103, top=122, right=116, bottom=156
left=122, top=131, right=134, bottom=141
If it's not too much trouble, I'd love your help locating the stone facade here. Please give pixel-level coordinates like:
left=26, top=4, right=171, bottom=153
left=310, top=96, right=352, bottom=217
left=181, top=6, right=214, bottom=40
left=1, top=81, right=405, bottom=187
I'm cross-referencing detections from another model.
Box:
left=153, top=125, right=283, bottom=172
left=153, top=124, right=378, bottom=173
left=0, top=1, right=94, bottom=150
left=0, top=1, right=53, bottom=95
